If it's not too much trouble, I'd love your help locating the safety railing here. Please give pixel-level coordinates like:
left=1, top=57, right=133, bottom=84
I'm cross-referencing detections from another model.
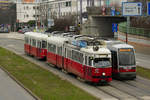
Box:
left=118, top=22, right=150, bottom=38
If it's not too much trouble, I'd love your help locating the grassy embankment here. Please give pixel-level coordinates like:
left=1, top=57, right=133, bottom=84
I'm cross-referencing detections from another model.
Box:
left=0, top=47, right=99, bottom=100
left=137, top=66, right=150, bottom=80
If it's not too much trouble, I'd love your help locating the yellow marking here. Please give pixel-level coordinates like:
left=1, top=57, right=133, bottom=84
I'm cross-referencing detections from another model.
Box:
left=119, top=49, right=131, bottom=52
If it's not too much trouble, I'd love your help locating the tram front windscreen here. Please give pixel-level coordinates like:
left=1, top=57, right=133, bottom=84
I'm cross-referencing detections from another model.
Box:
left=118, top=48, right=135, bottom=66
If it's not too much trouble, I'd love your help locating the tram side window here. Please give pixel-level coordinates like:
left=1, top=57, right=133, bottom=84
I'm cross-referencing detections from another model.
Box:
left=72, top=50, right=83, bottom=63
left=72, top=50, right=78, bottom=62
left=88, top=57, right=92, bottom=66
left=57, top=46, right=62, bottom=56
left=48, top=43, right=56, bottom=53
left=72, top=50, right=75, bottom=61
left=48, top=43, right=51, bottom=52
left=37, top=41, right=41, bottom=48
left=79, top=53, right=84, bottom=64
left=30, top=39, right=32, bottom=45
left=42, top=41, right=47, bottom=48
left=25, top=37, right=28, bottom=44
left=32, top=39, right=36, bottom=47
left=112, top=51, right=118, bottom=69
left=52, top=44, right=56, bottom=53
left=26, top=37, right=29, bottom=44
left=24, top=37, right=26, bottom=43
left=67, top=49, right=72, bottom=59
left=85, top=56, right=87, bottom=65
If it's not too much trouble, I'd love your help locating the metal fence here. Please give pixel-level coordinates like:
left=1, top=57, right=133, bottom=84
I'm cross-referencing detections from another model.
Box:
left=118, top=22, right=150, bottom=38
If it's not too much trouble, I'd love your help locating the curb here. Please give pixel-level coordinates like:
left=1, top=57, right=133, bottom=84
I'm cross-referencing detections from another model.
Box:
left=0, top=66, right=41, bottom=100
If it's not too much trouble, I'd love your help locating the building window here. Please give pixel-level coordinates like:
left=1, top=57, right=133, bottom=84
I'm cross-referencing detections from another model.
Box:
left=69, top=1, right=71, bottom=6
left=66, top=1, right=71, bottom=7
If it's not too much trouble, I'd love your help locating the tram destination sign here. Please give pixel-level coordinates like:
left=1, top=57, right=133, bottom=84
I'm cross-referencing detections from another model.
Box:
left=122, top=2, right=142, bottom=16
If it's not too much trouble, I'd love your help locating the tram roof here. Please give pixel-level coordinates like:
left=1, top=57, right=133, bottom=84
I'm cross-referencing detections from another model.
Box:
left=80, top=46, right=111, bottom=55
left=113, top=44, right=134, bottom=49
left=105, top=40, right=134, bottom=51
left=24, top=32, right=48, bottom=40
left=47, top=35, right=68, bottom=46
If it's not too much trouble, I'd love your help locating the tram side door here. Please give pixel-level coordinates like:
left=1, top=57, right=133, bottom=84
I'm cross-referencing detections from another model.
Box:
left=29, top=38, right=32, bottom=54
left=37, top=41, right=41, bottom=58
left=112, top=51, right=118, bottom=74
left=83, top=55, right=90, bottom=79
left=64, top=48, right=68, bottom=70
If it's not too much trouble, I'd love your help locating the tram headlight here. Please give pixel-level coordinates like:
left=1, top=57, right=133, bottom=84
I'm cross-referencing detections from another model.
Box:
left=102, top=72, right=106, bottom=76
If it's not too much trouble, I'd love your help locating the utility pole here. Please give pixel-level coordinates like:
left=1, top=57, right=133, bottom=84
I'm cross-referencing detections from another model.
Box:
left=80, top=0, right=82, bottom=24
left=126, top=16, right=130, bottom=44
left=58, top=2, right=60, bottom=18
left=126, top=0, right=130, bottom=44
left=76, top=0, right=79, bottom=25
left=35, top=2, right=38, bottom=29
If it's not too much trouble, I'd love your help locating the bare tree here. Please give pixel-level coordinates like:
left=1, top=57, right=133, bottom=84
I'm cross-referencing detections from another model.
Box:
left=130, top=0, right=150, bottom=28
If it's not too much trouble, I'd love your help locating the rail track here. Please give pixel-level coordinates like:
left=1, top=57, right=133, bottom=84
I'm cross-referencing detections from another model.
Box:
left=0, top=38, right=150, bottom=100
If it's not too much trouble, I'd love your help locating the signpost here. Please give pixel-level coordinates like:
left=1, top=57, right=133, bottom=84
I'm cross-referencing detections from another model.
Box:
left=112, top=23, right=118, bottom=39
left=112, top=23, right=118, bottom=32
left=122, top=2, right=142, bottom=43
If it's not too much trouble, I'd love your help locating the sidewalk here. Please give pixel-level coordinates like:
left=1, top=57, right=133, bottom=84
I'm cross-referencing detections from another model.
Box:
left=117, top=31, right=150, bottom=47
left=0, top=32, right=24, bottom=40
left=0, top=67, right=35, bottom=100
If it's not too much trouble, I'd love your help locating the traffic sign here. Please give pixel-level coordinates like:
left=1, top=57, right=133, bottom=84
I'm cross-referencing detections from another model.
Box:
left=122, top=2, right=142, bottom=16
left=112, top=23, right=118, bottom=32
left=48, top=19, right=54, bottom=27
left=147, top=2, right=150, bottom=16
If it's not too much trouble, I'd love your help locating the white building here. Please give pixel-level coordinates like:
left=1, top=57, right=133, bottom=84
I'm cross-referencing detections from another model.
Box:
left=42, top=0, right=101, bottom=17
left=39, top=0, right=105, bottom=25
left=16, top=2, right=39, bottom=23
left=40, top=0, right=130, bottom=18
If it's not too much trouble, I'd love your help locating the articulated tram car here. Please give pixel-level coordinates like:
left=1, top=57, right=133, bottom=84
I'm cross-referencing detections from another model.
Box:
left=46, top=35, right=112, bottom=83
left=105, top=41, right=136, bottom=80
left=24, top=32, right=112, bottom=84
left=24, top=32, right=48, bottom=59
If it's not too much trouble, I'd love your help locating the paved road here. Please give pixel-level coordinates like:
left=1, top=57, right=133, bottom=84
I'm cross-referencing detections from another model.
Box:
left=136, top=53, right=150, bottom=69
left=0, top=68, right=35, bottom=100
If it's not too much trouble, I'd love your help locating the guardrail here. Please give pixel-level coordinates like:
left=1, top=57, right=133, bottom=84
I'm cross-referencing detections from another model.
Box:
left=118, top=22, right=150, bottom=38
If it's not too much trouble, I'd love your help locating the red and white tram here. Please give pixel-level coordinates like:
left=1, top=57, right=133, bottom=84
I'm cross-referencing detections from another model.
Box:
left=105, top=40, right=136, bottom=80
left=24, top=32, right=48, bottom=59
left=46, top=35, right=112, bottom=83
